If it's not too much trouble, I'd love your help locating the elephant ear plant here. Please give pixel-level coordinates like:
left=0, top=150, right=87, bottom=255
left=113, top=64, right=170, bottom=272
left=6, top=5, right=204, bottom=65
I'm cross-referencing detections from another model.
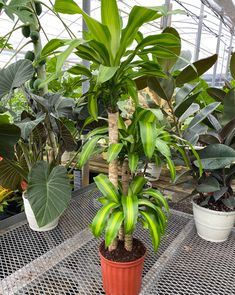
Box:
left=0, top=0, right=78, bottom=229
left=0, top=60, right=75, bottom=229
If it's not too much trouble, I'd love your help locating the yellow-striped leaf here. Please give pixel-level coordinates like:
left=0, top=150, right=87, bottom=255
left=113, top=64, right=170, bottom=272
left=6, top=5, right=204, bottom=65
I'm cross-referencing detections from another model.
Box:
left=139, top=121, right=157, bottom=159
left=94, top=174, right=119, bottom=203
left=105, top=209, right=124, bottom=247
left=155, top=138, right=171, bottom=157
left=122, top=194, right=138, bottom=234
left=166, top=156, right=176, bottom=181
left=91, top=201, right=119, bottom=237
left=55, top=0, right=111, bottom=51
left=107, top=143, right=123, bottom=163
left=143, top=188, right=169, bottom=211
left=116, top=5, right=162, bottom=63
left=88, top=95, right=98, bottom=120
left=129, top=176, right=146, bottom=195
left=101, top=0, right=121, bottom=61
left=97, top=65, right=119, bottom=84
left=128, top=152, right=139, bottom=173
left=78, top=136, right=101, bottom=167
left=86, top=126, right=108, bottom=139
left=140, top=210, right=160, bottom=252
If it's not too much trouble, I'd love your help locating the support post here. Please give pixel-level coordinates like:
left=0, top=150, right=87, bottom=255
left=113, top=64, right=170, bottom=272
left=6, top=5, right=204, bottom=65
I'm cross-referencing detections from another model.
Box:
left=162, top=0, right=171, bottom=29
left=212, top=17, right=223, bottom=86
left=81, top=0, right=91, bottom=187
left=225, top=30, right=234, bottom=79
left=194, top=2, right=204, bottom=61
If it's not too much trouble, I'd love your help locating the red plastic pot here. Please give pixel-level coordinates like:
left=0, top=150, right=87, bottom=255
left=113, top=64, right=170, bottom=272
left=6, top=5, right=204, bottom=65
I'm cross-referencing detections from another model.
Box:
left=99, top=242, right=146, bottom=295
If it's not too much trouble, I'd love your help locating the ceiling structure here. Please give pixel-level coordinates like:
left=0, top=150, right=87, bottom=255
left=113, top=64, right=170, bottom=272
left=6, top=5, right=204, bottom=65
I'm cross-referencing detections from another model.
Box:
left=0, top=0, right=235, bottom=85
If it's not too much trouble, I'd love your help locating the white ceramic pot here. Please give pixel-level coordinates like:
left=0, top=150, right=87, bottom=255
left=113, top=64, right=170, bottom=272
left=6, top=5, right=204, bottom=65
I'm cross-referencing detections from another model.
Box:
left=193, top=197, right=235, bottom=242
left=146, top=163, right=162, bottom=180
left=23, top=194, right=59, bottom=231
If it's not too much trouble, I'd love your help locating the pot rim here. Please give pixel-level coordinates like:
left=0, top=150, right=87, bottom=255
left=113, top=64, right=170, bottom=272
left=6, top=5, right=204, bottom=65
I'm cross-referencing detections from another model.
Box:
left=99, top=240, right=147, bottom=267
left=192, top=195, right=235, bottom=216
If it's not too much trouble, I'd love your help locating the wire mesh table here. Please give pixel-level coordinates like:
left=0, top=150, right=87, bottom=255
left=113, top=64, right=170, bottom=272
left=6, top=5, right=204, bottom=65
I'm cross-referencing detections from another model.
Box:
left=0, top=184, right=234, bottom=295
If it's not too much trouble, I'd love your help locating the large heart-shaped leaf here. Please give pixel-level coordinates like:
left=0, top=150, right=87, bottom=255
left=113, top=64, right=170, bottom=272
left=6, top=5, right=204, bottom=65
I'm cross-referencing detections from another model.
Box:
left=197, top=176, right=220, bottom=193
left=16, top=115, right=45, bottom=141
left=0, top=113, right=21, bottom=159
left=0, top=60, right=34, bottom=98
left=194, top=144, right=235, bottom=170
left=27, top=161, right=71, bottom=227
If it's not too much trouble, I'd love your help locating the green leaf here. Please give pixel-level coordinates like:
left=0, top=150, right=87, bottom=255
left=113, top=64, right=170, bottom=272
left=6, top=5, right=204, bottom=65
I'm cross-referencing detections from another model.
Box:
left=195, top=144, right=235, bottom=170
left=94, top=174, right=119, bottom=203
left=122, top=194, right=138, bottom=234
left=144, top=188, right=169, bottom=211
left=139, top=121, right=156, bottom=159
left=27, top=161, right=71, bottom=227
left=15, top=115, right=45, bottom=141
left=147, top=75, right=175, bottom=101
left=222, top=89, right=235, bottom=123
left=129, top=175, right=147, bottom=195
left=213, top=187, right=227, bottom=201
left=206, top=87, right=226, bottom=102
left=188, top=102, right=220, bottom=130
left=140, top=210, right=160, bottom=252
left=179, top=103, right=200, bottom=123
left=155, top=138, right=171, bottom=157
left=41, top=39, right=68, bottom=56
left=187, top=141, right=202, bottom=177
left=96, top=65, right=119, bottom=84
left=55, top=0, right=111, bottom=54
left=0, top=60, right=34, bottom=98
left=175, top=54, right=217, bottom=86
left=107, top=143, right=123, bottom=163
left=128, top=152, right=139, bottom=173
left=166, top=156, right=176, bottom=181
left=78, top=136, right=101, bottom=167
left=88, top=95, right=98, bottom=120
left=174, top=92, right=200, bottom=118
left=101, top=0, right=121, bottom=59
left=230, top=52, right=235, bottom=80
left=0, top=114, right=21, bottom=159
left=56, top=39, right=85, bottom=73
left=91, top=201, right=119, bottom=237
left=68, top=64, right=92, bottom=77
left=197, top=176, right=220, bottom=193
left=0, top=158, right=26, bottom=190
left=116, top=5, right=162, bottom=63
left=105, top=209, right=124, bottom=247
left=86, top=126, right=108, bottom=139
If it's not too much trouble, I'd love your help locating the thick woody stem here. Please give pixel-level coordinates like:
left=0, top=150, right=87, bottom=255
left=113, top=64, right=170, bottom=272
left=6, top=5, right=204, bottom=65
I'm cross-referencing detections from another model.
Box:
left=108, top=111, right=119, bottom=251
left=119, top=158, right=129, bottom=241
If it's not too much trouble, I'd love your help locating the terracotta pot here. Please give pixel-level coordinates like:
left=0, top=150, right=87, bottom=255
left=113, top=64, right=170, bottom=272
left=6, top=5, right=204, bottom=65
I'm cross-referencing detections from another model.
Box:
left=99, top=242, right=146, bottom=295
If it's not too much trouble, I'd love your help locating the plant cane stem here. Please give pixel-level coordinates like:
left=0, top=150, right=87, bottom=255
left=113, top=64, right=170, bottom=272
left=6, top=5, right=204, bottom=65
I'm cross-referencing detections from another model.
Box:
left=108, top=111, right=119, bottom=251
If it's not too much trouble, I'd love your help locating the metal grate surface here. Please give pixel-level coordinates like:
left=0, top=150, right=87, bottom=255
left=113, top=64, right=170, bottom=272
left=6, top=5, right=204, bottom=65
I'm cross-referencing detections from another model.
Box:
left=147, top=227, right=235, bottom=295
left=0, top=185, right=100, bottom=280
left=14, top=214, right=189, bottom=295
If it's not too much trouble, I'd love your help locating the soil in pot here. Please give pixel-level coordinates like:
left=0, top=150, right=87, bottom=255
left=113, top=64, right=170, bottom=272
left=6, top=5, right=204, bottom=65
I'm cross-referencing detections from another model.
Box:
left=100, top=238, right=146, bottom=262
left=195, top=194, right=234, bottom=212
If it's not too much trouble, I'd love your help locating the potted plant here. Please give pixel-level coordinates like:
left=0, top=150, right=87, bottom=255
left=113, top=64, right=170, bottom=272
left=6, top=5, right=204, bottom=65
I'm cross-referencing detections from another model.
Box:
left=50, top=1, right=185, bottom=294
left=148, top=47, right=235, bottom=242
left=0, top=0, right=85, bottom=230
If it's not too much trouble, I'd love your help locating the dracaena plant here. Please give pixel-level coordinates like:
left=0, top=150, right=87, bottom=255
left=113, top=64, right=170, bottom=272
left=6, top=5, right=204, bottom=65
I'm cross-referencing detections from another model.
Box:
left=49, top=0, right=182, bottom=251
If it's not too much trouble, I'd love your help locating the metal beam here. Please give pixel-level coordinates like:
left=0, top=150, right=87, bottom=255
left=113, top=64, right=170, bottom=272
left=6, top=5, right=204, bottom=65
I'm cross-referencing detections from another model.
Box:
left=194, top=2, right=204, bottom=61
left=212, top=17, right=223, bottom=86
left=225, top=30, right=234, bottom=79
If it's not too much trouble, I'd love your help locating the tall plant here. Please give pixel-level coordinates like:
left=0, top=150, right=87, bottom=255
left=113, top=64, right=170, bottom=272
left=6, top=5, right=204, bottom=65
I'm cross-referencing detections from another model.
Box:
left=47, top=0, right=182, bottom=252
